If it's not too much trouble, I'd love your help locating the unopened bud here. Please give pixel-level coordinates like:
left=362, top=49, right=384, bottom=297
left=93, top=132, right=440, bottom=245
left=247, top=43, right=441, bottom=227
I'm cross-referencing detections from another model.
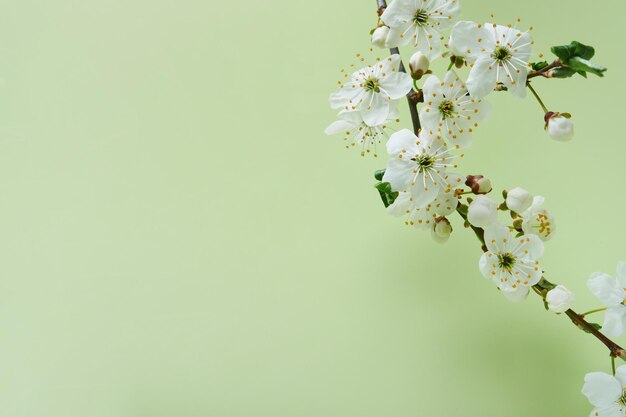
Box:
left=371, top=26, right=390, bottom=49
left=431, top=217, right=452, bottom=243
left=546, top=285, right=575, bottom=313
left=409, top=52, right=430, bottom=80
left=545, top=112, right=574, bottom=142
left=465, top=175, right=492, bottom=195
left=506, top=187, right=533, bottom=213
left=467, top=196, right=498, bottom=228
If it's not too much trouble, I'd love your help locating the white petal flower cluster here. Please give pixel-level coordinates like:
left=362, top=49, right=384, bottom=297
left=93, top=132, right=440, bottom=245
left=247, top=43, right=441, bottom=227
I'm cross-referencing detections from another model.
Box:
left=587, top=262, right=626, bottom=337
left=449, top=21, right=533, bottom=98
left=381, top=0, right=461, bottom=60
left=582, top=366, right=626, bottom=417
left=479, top=223, right=544, bottom=302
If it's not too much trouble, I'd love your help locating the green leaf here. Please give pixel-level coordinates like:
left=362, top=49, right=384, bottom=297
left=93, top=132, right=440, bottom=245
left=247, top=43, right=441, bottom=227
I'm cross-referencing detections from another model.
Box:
left=550, top=67, right=577, bottom=78
left=375, top=182, right=398, bottom=208
left=550, top=41, right=606, bottom=78
left=581, top=322, right=603, bottom=334
left=568, top=56, right=607, bottom=77
left=374, top=169, right=386, bottom=181
left=531, top=61, right=549, bottom=71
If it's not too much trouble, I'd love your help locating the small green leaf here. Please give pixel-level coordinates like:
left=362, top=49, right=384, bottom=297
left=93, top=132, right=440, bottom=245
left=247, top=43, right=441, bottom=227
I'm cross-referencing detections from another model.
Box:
left=374, top=169, right=386, bottom=181
left=568, top=56, right=607, bottom=77
left=581, top=323, right=603, bottom=334
left=550, top=67, right=577, bottom=78
left=375, top=182, right=398, bottom=208
left=531, top=61, right=549, bottom=71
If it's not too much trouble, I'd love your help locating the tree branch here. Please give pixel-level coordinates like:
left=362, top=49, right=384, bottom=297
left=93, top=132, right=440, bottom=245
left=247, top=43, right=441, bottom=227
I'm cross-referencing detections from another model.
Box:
left=456, top=209, right=626, bottom=359
left=376, top=0, right=421, bottom=135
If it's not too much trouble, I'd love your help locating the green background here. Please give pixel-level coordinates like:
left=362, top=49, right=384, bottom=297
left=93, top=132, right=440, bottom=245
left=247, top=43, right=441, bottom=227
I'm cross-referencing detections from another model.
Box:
left=0, top=0, right=623, bottom=415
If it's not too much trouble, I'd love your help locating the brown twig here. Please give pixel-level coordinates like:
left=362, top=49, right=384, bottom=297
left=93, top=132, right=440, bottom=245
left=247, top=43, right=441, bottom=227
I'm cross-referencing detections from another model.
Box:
left=528, top=59, right=563, bottom=80
left=376, top=0, right=421, bottom=134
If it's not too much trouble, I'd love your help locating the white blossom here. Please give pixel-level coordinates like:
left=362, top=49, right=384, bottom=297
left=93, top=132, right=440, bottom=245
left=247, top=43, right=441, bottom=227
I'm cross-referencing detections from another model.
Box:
left=521, top=196, right=556, bottom=241
left=506, top=187, right=533, bottom=213
left=546, top=114, right=574, bottom=141
left=325, top=104, right=399, bottom=156
left=383, top=129, right=463, bottom=207
left=372, top=26, right=391, bottom=48
left=587, top=262, right=626, bottom=337
left=479, top=223, right=544, bottom=301
left=449, top=21, right=533, bottom=99
left=329, top=55, right=412, bottom=126
left=546, top=285, right=574, bottom=313
left=381, top=0, right=461, bottom=60
left=388, top=189, right=459, bottom=230
left=582, top=366, right=626, bottom=417
left=420, top=71, right=490, bottom=148
left=467, top=196, right=497, bottom=228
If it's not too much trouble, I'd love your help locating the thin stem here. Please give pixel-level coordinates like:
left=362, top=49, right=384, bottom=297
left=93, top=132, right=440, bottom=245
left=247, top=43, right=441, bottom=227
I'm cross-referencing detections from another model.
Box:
left=527, top=83, right=549, bottom=114
left=613, top=356, right=617, bottom=375
left=582, top=307, right=608, bottom=317
left=376, top=0, right=422, bottom=135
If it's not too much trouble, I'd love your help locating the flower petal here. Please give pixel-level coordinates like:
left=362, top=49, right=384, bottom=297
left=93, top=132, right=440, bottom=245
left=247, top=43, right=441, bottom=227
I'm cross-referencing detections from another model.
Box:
left=466, top=56, right=497, bottom=99
left=602, top=305, right=626, bottom=338
left=501, top=286, right=530, bottom=303
left=386, top=128, right=418, bottom=156
left=324, top=120, right=354, bottom=136
left=588, top=273, right=624, bottom=307
left=382, top=157, right=414, bottom=192
left=379, top=72, right=413, bottom=100
left=582, top=372, right=622, bottom=408
left=449, top=21, right=493, bottom=62
left=484, top=223, right=511, bottom=254
left=360, top=92, right=390, bottom=126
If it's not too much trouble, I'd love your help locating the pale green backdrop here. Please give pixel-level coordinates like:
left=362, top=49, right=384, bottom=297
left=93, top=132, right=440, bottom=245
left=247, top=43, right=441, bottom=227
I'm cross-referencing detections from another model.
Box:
left=0, top=0, right=623, bottom=416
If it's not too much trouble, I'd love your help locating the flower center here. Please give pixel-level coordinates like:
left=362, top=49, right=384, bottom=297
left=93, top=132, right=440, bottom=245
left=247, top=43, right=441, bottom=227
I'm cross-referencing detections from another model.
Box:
left=415, top=154, right=435, bottom=171
left=364, top=77, right=381, bottom=93
left=497, top=253, right=516, bottom=272
left=413, top=9, right=429, bottom=26
left=438, top=100, right=455, bottom=119
left=492, top=46, right=512, bottom=62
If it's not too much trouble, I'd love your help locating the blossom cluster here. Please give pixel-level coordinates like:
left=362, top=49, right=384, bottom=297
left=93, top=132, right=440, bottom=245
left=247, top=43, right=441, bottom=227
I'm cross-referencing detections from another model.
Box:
left=326, top=0, right=615, bottom=413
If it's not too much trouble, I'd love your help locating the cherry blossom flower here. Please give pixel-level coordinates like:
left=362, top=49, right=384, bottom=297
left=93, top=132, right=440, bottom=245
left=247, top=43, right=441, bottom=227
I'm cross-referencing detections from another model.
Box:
left=582, top=366, right=626, bottom=417
left=521, top=196, right=556, bottom=241
left=420, top=71, right=490, bottom=148
left=449, top=21, right=533, bottom=99
left=383, top=128, right=463, bottom=207
left=329, top=55, right=412, bottom=126
left=388, top=189, right=459, bottom=230
left=325, top=104, right=399, bottom=157
left=479, top=223, right=544, bottom=301
left=381, top=0, right=461, bottom=60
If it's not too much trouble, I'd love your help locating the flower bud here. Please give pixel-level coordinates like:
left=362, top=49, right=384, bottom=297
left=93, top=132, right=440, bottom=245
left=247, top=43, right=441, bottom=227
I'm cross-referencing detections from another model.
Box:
left=545, top=112, right=574, bottom=142
left=465, top=175, right=492, bottom=195
left=431, top=217, right=452, bottom=243
left=467, top=196, right=498, bottom=228
left=409, top=52, right=430, bottom=80
left=506, top=187, right=533, bottom=213
left=371, top=26, right=390, bottom=49
left=546, top=285, right=575, bottom=313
